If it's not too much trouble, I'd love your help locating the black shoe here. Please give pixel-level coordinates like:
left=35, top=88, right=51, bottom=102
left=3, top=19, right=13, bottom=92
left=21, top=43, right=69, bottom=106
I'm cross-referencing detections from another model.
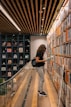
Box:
left=39, top=91, right=47, bottom=96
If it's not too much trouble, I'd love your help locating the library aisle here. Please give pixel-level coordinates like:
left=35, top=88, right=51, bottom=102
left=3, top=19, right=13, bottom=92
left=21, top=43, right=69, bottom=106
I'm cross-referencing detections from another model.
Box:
left=20, top=69, right=59, bottom=107
left=0, top=0, right=71, bottom=107
left=0, top=61, right=68, bottom=107
left=21, top=67, right=58, bottom=107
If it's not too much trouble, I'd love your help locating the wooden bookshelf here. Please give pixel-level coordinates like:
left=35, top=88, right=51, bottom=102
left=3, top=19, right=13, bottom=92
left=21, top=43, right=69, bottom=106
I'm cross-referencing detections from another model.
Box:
left=47, top=0, right=71, bottom=107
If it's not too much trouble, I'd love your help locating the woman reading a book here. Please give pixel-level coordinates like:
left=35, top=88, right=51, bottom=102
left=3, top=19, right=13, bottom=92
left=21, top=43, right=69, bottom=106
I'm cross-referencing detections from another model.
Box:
left=35, top=44, right=47, bottom=96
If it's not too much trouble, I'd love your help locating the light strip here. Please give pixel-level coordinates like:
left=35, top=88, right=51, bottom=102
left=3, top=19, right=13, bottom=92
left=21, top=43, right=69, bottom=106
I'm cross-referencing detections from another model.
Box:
left=0, top=4, right=21, bottom=31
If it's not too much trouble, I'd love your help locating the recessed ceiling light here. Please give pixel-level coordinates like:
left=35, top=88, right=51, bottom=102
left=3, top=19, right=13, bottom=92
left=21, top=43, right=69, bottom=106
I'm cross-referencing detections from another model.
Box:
left=42, top=18, right=44, bottom=21
left=0, top=4, right=21, bottom=31
left=41, top=25, right=43, bottom=27
left=39, top=11, right=43, bottom=14
left=42, top=7, right=46, bottom=10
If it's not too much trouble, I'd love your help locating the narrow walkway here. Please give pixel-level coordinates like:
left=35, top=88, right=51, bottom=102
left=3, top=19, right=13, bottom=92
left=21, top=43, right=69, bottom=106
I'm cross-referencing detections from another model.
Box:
left=24, top=69, right=38, bottom=107
left=21, top=69, right=58, bottom=107
left=38, top=70, right=58, bottom=107
left=38, top=92, right=51, bottom=107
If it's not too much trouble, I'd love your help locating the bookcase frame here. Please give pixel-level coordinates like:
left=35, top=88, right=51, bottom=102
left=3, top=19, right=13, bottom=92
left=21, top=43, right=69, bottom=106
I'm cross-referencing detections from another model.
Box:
left=0, top=33, right=30, bottom=80
left=47, top=1, right=71, bottom=107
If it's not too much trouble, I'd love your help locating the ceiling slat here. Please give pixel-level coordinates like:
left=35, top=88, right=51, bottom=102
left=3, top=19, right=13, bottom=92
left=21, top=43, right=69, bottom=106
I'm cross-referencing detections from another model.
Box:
left=39, top=0, right=42, bottom=33
left=25, top=0, right=34, bottom=32
left=15, top=0, right=28, bottom=31
left=20, top=0, right=32, bottom=32
left=35, top=0, right=38, bottom=33
left=30, top=0, right=36, bottom=33
left=42, top=0, right=48, bottom=34
left=43, top=0, right=52, bottom=32
left=45, top=0, right=57, bottom=33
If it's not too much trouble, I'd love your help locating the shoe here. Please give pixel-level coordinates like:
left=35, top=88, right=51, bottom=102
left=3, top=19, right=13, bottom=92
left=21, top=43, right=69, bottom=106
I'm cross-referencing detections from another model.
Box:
left=39, top=91, right=47, bottom=96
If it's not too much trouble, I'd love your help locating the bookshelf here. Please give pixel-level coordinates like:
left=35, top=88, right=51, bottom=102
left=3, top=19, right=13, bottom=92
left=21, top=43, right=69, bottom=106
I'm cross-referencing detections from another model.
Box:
left=0, top=33, right=30, bottom=80
left=47, top=0, right=71, bottom=107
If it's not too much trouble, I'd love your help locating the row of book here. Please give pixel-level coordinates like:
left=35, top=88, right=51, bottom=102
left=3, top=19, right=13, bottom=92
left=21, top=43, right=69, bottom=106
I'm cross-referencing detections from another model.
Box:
left=52, top=31, right=71, bottom=48
left=60, top=0, right=71, bottom=22
left=61, top=12, right=71, bottom=32
left=53, top=43, right=71, bottom=55
left=61, top=81, right=71, bottom=107
left=53, top=62, right=71, bottom=84
left=55, top=2, right=71, bottom=35
left=53, top=56, right=64, bottom=65
left=64, top=58, right=71, bottom=70
left=53, top=63, right=62, bottom=76
left=53, top=56, right=71, bottom=70
left=67, top=28, right=71, bottom=41
left=52, top=72, right=60, bottom=91
left=55, top=15, right=70, bottom=36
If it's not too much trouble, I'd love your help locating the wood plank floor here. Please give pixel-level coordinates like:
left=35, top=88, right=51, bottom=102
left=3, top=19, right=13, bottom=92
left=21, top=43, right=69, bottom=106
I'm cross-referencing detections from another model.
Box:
left=38, top=71, right=58, bottom=107
left=22, top=69, right=59, bottom=107
left=38, top=94, right=51, bottom=107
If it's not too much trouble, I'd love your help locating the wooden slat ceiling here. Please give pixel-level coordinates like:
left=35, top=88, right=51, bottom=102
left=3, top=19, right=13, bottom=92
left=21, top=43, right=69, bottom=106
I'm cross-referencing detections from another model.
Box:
left=0, top=0, right=64, bottom=35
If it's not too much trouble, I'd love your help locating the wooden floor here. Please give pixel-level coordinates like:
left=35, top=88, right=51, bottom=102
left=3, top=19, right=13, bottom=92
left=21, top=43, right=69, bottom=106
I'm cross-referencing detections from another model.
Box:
left=38, top=71, right=58, bottom=107
left=1, top=62, right=61, bottom=107
left=24, top=69, right=58, bottom=107
left=24, top=70, right=38, bottom=107
left=38, top=92, right=51, bottom=107
left=11, top=67, right=58, bottom=107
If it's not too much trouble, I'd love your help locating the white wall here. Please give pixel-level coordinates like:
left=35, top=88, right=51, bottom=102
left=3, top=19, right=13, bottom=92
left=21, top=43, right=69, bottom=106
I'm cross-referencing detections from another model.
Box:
left=30, top=36, right=47, bottom=59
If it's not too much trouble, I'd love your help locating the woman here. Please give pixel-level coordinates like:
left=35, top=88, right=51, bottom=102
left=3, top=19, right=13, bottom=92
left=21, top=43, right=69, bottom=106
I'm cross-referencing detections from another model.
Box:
left=35, top=44, right=47, bottom=96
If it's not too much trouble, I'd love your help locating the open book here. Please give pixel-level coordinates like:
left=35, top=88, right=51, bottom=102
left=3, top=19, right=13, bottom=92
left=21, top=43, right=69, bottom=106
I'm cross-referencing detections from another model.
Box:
left=46, top=55, right=54, bottom=61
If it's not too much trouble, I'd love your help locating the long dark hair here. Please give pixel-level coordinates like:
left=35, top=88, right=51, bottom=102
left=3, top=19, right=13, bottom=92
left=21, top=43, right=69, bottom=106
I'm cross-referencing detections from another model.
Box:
left=37, top=44, right=46, bottom=55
